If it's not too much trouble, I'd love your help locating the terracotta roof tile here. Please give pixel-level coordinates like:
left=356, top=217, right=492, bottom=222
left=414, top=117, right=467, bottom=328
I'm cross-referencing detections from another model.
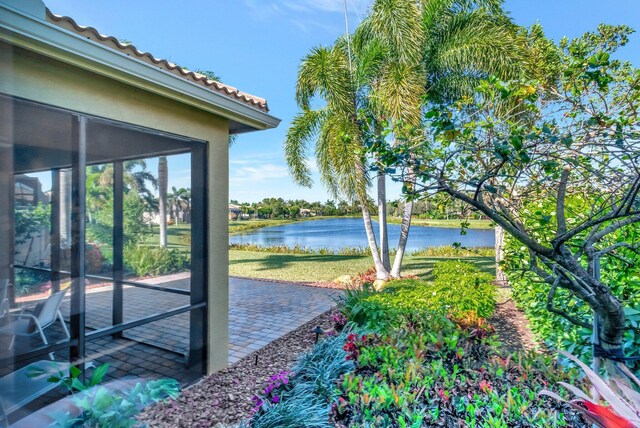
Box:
left=45, top=9, right=269, bottom=113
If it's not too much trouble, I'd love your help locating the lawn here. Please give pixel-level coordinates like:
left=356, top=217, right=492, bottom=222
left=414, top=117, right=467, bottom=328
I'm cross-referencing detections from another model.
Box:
left=141, top=224, right=191, bottom=249
left=229, top=249, right=494, bottom=282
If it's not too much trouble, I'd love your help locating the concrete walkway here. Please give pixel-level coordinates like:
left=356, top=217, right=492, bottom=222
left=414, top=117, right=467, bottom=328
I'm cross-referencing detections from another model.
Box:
left=61, top=276, right=339, bottom=364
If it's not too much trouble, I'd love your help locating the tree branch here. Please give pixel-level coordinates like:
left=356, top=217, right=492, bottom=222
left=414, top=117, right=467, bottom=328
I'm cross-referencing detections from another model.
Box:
left=555, top=167, right=570, bottom=239
left=441, top=184, right=554, bottom=257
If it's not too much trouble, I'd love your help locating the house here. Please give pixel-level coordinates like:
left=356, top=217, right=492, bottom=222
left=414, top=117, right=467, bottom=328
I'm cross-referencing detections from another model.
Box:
left=0, top=0, right=279, bottom=421
left=228, top=203, right=243, bottom=220
left=299, top=208, right=316, bottom=217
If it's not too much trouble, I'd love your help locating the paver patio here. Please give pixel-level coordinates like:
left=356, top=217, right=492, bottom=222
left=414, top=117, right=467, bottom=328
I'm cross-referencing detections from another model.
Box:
left=60, top=275, right=339, bottom=364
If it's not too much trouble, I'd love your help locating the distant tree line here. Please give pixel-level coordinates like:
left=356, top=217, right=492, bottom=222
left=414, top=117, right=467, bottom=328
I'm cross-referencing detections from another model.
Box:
left=230, top=194, right=485, bottom=220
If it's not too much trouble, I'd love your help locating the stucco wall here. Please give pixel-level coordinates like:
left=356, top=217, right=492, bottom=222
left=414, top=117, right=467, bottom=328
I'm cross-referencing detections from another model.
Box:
left=0, top=43, right=230, bottom=372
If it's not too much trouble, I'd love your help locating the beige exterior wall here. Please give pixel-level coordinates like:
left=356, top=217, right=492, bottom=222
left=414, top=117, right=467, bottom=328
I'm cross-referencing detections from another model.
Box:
left=1, top=44, right=230, bottom=372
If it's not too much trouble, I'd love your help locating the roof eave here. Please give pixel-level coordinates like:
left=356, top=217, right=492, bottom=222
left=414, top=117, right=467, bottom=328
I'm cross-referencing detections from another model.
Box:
left=0, top=4, right=281, bottom=132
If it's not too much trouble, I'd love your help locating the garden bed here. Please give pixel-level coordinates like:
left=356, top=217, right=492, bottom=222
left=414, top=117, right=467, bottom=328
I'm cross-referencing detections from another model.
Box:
left=244, top=261, right=591, bottom=427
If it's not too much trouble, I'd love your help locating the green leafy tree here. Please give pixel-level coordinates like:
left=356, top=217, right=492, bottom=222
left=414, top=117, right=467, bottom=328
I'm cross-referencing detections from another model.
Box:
left=374, top=25, right=640, bottom=370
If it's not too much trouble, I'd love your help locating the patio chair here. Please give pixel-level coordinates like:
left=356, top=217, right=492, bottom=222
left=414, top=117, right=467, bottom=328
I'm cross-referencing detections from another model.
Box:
left=0, top=289, right=70, bottom=359
left=0, top=280, right=8, bottom=322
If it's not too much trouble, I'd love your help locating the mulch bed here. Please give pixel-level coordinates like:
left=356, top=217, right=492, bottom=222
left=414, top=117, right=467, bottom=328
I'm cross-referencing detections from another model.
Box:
left=138, top=307, right=340, bottom=428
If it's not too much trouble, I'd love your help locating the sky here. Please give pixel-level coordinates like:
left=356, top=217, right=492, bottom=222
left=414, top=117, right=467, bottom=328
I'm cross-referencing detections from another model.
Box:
left=44, top=0, right=640, bottom=203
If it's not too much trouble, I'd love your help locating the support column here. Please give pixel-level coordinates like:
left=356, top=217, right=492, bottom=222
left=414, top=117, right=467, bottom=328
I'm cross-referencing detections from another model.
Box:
left=207, top=130, right=229, bottom=373
left=189, top=142, right=208, bottom=373
left=70, top=115, right=87, bottom=370
left=112, top=161, right=124, bottom=336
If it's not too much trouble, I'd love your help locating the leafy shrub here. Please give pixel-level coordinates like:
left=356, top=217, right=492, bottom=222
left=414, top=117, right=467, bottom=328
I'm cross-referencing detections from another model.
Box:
left=342, top=261, right=496, bottom=332
left=332, top=327, right=587, bottom=427
left=124, top=245, right=190, bottom=277
left=14, top=268, right=51, bottom=296
left=229, top=243, right=372, bottom=256
left=49, top=379, right=180, bottom=427
left=28, top=362, right=179, bottom=428
left=410, top=246, right=495, bottom=257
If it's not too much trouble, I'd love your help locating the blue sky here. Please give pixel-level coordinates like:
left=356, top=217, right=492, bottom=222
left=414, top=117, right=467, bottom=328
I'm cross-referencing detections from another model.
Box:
left=45, top=0, right=640, bottom=203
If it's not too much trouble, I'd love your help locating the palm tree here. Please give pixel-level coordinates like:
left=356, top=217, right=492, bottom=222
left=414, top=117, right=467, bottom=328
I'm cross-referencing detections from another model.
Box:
left=286, top=0, right=534, bottom=279
left=168, top=186, right=191, bottom=224
left=158, top=156, right=168, bottom=247
left=285, top=41, right=391, bottom=279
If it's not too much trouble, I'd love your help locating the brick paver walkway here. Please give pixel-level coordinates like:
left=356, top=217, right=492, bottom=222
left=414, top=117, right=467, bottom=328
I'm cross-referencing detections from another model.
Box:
left=60, top=275, right=339, bottom=364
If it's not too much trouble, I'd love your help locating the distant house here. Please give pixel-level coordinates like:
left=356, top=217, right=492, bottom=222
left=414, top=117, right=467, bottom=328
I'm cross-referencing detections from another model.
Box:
left=299, top=208, right=316, bottom=217
left=228, top=204, right=244, bottom=220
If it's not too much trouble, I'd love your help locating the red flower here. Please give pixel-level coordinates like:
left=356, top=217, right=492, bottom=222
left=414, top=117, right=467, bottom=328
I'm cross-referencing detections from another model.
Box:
left=479, top=379, right=492, bottom=394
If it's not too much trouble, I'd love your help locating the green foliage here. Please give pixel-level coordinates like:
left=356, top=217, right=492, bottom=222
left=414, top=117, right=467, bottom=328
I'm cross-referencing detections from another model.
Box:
left=503, top=197, right=640, bottom=374
left=343, top=261, right=496, bottom=332
left=14, top=268, right=50, bottom=295
left=49, top=379, right=180, bottom=428
left=124, top=245, right=190, bottom=277
left=333, top=330, right=582, bottom=427
left=14, top=203, right=50, bottom=246
left=28, top=363, right=110, bottom=394
left=371, top=22, right=640, bottom=364
left=229, top=243, right=372, bottom=256
left=409, top=246, right=494, bottom=257
left=28, top=363, right=179, bottom=427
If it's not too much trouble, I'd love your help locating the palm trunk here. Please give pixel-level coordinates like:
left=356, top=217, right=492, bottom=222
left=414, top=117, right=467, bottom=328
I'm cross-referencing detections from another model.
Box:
left=60, top=169, right=72, bottom=248
left=361, top=202, right=389, bottom=280
left=377, top=171, right=391, bottom=271
left=158, top=156, right=168, bottom=247
left=390, top=199, right=412, bottom=278
left=495, top=226, right=507, bottom=284
left=390, top=167, right=416, bottom=278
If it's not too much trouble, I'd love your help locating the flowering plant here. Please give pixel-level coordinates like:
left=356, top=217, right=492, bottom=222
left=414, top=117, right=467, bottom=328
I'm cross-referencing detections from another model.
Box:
left=251, top=371, right=293, bottom=413
left=343, top=334, right=373, bottom=361
left=331, top=312, right=348, bottom=331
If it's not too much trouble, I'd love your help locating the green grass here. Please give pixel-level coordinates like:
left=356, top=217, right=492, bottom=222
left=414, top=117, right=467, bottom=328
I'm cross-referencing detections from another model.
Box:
left=229, top=249, right=494, bottom=282
left=141, top=224, right=191, bottom=249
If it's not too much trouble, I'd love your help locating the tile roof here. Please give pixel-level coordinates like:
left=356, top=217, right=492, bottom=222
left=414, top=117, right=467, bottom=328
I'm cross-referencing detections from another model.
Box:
left=45, top=9, right=269, bottom=113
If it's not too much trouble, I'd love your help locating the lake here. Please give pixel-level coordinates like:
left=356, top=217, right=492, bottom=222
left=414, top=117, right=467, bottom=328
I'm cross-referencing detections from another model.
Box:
left=229, top=218, right=494, bottom=252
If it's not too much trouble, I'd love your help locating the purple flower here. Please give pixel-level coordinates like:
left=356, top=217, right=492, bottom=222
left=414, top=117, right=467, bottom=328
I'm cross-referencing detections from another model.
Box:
left=271, top=395, right=280, bottom=403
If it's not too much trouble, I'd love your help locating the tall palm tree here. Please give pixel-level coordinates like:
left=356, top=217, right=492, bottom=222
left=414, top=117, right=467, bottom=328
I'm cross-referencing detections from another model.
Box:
left=286, top=0, right=534, bottom=279
left=360, top=0, right=530, bottom=278
left=286, top=42, right=391, bottom=278
left=158, top=156, right=168, bottom=247
left=168, top=186, right=191, bottom=224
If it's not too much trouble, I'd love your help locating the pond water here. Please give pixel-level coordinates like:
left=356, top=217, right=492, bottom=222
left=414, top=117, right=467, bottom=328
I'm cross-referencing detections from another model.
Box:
left=229, top=218, right=494, bottom=252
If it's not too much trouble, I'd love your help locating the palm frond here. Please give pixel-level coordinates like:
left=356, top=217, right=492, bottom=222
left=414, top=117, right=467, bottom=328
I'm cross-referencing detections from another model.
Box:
left=284, top=108, right=326, bottom=187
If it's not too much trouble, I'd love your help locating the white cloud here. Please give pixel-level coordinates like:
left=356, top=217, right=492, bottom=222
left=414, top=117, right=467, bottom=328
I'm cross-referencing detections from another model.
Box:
left=242, top=0, right=370, bottom=25
left=231, top=163, right=289, bottom=184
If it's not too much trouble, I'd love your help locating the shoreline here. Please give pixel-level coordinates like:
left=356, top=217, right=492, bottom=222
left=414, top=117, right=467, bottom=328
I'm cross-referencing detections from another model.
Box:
left=229, top=216, right=493, bottom=236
